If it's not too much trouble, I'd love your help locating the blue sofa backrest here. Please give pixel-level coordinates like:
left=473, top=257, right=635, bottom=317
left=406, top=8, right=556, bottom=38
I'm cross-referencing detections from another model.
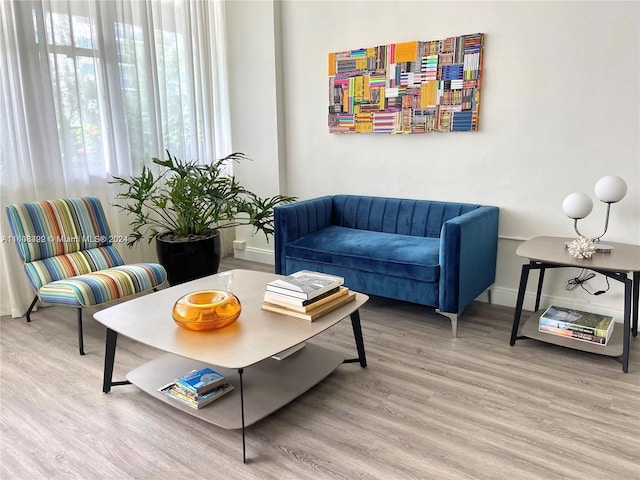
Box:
left=332, top=195, right=480, bottom=238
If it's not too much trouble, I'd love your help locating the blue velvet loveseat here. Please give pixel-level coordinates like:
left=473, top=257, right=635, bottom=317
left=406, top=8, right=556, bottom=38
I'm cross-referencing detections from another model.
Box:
left=274, top=195, right=499, bottom=336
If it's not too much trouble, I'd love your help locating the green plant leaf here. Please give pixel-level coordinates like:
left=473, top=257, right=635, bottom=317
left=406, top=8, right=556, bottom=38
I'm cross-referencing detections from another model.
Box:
left=110, top=150, right=297, bottom=246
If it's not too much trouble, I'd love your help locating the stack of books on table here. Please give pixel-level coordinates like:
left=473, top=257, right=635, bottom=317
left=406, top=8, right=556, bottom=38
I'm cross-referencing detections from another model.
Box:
left=261, top=270, right=356, bottom=322
left=538, top=305, right=615, bottom=346
left=158, top=367, right=234, bottom=409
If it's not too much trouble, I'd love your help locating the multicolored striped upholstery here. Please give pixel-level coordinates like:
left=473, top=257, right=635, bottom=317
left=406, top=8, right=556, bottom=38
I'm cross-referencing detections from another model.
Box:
left=38, top=264, right=167, bottom=307
left=22, top=247, right=124, bottom=289
left=6, top=197, right=167, bottom=307
left=7, top=197, right=112, bottom=263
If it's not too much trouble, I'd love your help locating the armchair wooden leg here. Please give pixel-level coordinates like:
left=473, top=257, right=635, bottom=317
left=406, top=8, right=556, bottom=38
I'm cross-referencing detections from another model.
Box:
left=25, top=296, right=38, bottom=322
left=77, top=308, right=85, bottom=355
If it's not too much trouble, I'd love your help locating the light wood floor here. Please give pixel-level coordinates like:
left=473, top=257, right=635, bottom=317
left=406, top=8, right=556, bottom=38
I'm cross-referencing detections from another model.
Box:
left=1, top=257, right=639, bottom=479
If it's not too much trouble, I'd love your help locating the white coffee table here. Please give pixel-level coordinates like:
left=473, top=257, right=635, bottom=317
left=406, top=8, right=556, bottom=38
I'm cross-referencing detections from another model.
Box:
left=93, top=269, right=368, bottom=462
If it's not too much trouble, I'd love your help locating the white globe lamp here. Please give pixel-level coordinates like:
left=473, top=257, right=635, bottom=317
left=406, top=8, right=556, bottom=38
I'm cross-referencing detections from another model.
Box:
left=595, top=175, right=627, bottom=204
left=562, top=175, right=627, bottom=254
left=562, top=192, right=593, bottom=219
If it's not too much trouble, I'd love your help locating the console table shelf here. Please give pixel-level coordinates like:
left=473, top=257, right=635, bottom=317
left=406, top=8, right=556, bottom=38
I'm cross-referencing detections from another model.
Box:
left=519, top=310, right=623, bottom=357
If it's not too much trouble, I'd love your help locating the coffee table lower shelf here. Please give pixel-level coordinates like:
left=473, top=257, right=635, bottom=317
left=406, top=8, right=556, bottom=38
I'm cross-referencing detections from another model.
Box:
left=126, top=343, right=344, bottom=429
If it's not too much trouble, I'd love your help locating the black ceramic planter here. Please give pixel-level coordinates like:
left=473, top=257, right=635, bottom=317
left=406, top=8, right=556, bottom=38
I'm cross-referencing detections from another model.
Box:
left=156, top=230, right=222, bottom=285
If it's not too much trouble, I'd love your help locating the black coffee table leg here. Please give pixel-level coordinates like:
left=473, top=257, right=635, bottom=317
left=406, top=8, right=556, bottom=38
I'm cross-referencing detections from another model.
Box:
left=344, top=310, right=367, bottom=368
left=102, top=328, right=131, bottom=393
left=239, top=368, right=246, bottom=463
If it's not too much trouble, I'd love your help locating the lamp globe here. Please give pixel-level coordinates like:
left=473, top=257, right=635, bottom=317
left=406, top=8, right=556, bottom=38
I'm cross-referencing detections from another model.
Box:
left=562, top=192, right=593, bottom=219
left=595, top=175, right=627, bottom=203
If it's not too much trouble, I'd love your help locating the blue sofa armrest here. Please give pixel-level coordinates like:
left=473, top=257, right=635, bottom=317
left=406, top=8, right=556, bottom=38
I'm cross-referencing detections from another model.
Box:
left=438, top=206, right=499, bottom=313
left=274, top=196, right=334, bottom=274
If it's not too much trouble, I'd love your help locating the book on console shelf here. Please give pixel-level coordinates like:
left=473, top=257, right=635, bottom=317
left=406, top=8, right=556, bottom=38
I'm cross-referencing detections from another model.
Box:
left=266, top=270, right=344, bottom=300
left=538, top=305, right=614, bottom=345
left=159, top=381, right=234, bottom=409
left=538, top=325, right=608, bottom=345
left=262, top=290, right=356, bottom=322
left=264, top=286, right=349, bottom=312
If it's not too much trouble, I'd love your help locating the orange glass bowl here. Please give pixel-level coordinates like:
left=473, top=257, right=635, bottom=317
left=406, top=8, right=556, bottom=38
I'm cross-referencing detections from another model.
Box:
left=172, top=290, right=241, bottom=331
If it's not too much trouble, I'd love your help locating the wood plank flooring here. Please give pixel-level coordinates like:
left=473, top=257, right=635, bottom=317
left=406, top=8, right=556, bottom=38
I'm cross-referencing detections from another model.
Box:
left=1, top=257, right=638, bottom=479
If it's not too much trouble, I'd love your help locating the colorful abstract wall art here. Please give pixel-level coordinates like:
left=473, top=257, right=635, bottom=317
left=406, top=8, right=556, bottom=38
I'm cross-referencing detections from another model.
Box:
left=328, top=33, right=484, bottom=134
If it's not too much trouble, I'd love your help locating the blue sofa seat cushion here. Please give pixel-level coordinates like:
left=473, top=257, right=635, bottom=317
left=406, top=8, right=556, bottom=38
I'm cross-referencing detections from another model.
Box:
left=284, top=225, right=440, bottom=282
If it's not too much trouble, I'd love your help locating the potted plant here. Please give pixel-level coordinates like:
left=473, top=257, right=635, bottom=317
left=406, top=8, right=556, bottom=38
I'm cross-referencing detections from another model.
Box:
left=111, top=151, right=296, bottom=285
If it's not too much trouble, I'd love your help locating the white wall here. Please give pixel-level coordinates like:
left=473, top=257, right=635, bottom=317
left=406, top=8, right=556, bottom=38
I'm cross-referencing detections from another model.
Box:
left=227, top=0, right=639, bottom=319
left=225, top=0, right=289, bottom=261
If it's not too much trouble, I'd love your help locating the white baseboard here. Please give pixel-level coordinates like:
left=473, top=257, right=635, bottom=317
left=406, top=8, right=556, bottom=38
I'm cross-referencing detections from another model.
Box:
left=233, top=246, right=275, bottom=265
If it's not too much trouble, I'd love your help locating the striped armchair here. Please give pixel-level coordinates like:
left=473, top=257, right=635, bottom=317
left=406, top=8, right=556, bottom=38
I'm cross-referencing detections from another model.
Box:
left=6, top=197, right=167, bottom=355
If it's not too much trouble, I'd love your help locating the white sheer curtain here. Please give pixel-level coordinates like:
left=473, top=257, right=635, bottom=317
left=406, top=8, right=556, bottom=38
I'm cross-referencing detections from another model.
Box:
left=0, top=0, right=231, bottom=317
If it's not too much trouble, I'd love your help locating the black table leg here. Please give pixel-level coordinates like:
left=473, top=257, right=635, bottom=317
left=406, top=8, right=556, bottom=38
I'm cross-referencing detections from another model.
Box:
left=102, top=328, right=130, bottom=393
left=510, top=263, right=531, bottom=346
left=239, top=368, right=246, bottom=463
left=632, top=271, right=639, bottom=337
left=622, top=277, right=632, bottom=373
left=103, top=328, right=118, bottom=393
left=534, top=268, right=545, bottom=312
left=343, top=309, right=367, bottom=368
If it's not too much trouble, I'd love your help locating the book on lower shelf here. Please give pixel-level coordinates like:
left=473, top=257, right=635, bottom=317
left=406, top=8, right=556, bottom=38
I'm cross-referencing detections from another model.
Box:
left=175, top=367, right=226, bottom=395
left=159, top=381, right=234, bottom=409
left=262, top=290, right=356, bottom=322
left=538, top=305, right=614, bottom=345
left=266, top=270, right=344, bottom=300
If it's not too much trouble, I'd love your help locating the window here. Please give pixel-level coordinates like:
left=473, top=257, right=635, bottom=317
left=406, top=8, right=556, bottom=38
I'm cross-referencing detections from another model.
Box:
left=33, top=7, right=107, bottom=172
left=25, top=0, right=226, bottom=177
